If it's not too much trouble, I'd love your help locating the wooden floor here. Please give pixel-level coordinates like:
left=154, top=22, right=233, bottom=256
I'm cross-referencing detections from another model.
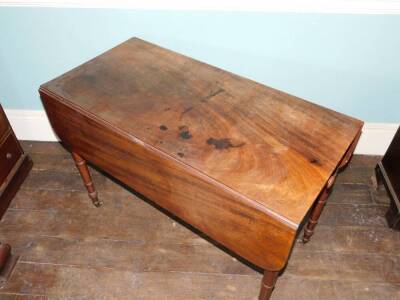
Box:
left=0, top=142, right=399, bottom=300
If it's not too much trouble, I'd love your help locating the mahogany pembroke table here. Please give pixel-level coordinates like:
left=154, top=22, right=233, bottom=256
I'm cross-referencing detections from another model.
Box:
left=40, top=38, right=363, bottom=299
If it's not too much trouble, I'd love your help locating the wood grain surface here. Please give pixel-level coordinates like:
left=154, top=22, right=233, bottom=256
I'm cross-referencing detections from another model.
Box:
left=40, top=37, right=363, bottom=225
left=38, top=38, right=363, bottom=298
left=39, top=94, right=295, bottom=271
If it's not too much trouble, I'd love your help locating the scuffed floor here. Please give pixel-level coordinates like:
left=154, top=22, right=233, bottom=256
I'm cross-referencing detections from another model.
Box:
left=0, top=141, right=399, bottom=299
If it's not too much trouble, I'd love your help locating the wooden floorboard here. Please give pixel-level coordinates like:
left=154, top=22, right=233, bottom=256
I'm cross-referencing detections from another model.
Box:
left=0, top=141, right=399, bottom=299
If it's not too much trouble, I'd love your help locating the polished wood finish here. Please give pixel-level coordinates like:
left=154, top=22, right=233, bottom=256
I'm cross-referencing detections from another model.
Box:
left=40, top=94, right=295, bottom=271
left=2, top=142, right=398, bottom=299
left=259, top=270, right=279, bottom=300
left=0, top=105, right=32, bottom=285
left=375, top=126, right=400, bottom=230
left=39, top=38, right=363, bottom=299
left=71, top=152, right=102, bottom=207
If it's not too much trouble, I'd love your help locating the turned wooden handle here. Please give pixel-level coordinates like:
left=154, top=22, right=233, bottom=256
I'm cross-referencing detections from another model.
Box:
left=0, top=243, right=11, bottom=271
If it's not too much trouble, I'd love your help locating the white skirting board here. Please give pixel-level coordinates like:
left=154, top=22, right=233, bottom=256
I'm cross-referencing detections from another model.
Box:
left=5, top=109, right=59, bottom=142
left=353, top=122, right=398, bottom=155
left=4, top=109, right=399, bottom=156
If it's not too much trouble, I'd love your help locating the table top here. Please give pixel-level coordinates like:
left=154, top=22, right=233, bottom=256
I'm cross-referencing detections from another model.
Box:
left=41, top=38, right=363, bottom=227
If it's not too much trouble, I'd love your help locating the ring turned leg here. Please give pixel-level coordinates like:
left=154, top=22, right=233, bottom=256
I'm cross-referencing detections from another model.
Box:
left=71, top=152, right=102, bottom=207
left=259, top=270, right=279, bottom=300
left=303, top=173, right=337, bottom=243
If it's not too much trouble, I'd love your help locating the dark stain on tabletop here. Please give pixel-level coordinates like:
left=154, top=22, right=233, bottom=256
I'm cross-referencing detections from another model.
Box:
left=309, top=158, right=321, bottom=165
left=178, top=125, right=192, bottom=140
left=207, top=138, right=245, bottom=150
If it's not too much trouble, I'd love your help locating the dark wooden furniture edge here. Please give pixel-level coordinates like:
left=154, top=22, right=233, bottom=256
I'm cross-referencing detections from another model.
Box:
left=376, top=161, right=400, bottom=229
left=0, top=153, right=32, bottom=217
left=0, top=151, right=32, bottom=285
left=0, top=128, right=11, bottom=145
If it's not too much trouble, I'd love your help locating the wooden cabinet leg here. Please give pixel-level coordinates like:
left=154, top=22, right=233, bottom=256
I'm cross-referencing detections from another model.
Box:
left=374, top=164, right=384, bottom=189
left=386, top=200, right=400, bottom=229
left=259, top=270, right=279, bottom=300
left=71, top=152, right=102, bottom=207
left=303, top=174, right=336, bottom=243
left=0, top=243, right=19, bottom=285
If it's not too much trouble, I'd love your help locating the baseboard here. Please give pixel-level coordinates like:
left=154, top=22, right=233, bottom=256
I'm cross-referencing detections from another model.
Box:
left=4, top=109, right=398, bottom=155
left=4, top=109, right=58, bottom=142
left=353, top=123, right=398, bottom=155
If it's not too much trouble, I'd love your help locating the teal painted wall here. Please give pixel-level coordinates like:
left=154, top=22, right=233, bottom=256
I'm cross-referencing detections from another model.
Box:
left=0, top=7, right=399, bottom=122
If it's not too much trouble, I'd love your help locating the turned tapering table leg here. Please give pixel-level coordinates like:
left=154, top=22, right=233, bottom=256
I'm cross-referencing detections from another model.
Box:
left=259, top=270, right=279, bottom=300
left=71, top=152, right=102, bottom=207
left=303, top=174, right=337, bottom=243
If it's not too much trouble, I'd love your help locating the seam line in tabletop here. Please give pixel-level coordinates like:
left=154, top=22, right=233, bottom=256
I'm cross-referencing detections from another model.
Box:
left=39, top=87, right=298, bottom=230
